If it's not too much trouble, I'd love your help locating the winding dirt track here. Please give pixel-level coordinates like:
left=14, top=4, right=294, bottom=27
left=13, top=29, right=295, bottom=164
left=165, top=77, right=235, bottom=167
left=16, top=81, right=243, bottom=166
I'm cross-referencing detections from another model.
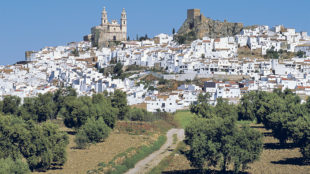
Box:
left=125, top=128, right=185, bottom=174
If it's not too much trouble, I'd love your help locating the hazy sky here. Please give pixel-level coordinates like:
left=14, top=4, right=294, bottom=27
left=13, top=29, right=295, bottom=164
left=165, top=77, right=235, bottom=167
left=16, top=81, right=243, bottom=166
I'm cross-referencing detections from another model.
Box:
left=0, top=0, right=309, bottom=65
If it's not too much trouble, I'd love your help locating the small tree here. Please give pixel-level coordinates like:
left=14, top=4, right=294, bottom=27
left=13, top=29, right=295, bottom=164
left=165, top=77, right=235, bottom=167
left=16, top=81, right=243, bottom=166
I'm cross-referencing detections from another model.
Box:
left=75, top=117, right=111, bottom=149
left=296, top=50, right=306, bottom=58
left=114, top=62, right=123, bottom=77
left=172, top=28, right=176, bottom=35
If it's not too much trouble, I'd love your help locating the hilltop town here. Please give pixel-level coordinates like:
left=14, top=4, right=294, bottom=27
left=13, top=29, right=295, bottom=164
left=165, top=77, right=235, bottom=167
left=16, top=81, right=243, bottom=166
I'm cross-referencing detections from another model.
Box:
left=1, top=8, right=310, bottom=113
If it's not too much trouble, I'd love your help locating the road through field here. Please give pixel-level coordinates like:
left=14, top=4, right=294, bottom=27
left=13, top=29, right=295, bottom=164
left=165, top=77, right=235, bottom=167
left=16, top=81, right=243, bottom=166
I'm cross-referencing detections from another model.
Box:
left=125, top=128, right=185, bottom=174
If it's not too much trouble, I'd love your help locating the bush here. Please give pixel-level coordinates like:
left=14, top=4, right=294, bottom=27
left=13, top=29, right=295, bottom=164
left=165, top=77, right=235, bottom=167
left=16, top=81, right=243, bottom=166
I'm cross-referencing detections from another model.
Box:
left=126, top=108, right=154, bottom=121
left=0, top=157, right=30, bottom=174
left=75, top=130, right=90, bottom=149
left=75, top=117, right=111, bottom=149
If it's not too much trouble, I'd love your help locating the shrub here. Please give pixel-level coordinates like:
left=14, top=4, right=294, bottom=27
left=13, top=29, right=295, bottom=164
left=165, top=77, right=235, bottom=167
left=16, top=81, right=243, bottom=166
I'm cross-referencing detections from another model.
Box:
left=75, top=131, right=90, bottom=149
left=126, top=108, right=154, bottom=121
left=75, top=117, right=111, bottom=149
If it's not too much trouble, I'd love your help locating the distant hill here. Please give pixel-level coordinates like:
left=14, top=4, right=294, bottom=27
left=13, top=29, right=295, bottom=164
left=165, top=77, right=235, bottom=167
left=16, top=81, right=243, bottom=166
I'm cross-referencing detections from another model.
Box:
left=175, top=9, right=245, bottom=44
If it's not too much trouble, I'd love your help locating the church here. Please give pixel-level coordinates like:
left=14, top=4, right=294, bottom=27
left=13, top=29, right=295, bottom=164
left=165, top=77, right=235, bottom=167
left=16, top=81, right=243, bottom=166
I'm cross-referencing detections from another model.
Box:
left=85, top=7, right=127, bottom=48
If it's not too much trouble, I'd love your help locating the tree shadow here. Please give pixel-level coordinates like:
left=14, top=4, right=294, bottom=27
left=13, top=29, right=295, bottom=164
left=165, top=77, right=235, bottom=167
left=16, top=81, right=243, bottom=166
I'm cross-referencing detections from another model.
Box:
left=264, top=142, right=297, bottom=150
left=162, top=169, right=249, bottom=174
left=271, top=157, right=310, bottom=166
left=66, top=130, right=77, bottom=135
left=263, top=132, right=273, bottom=137
left=34, top=165, right=64, bottom=172
left=250, top=125, right=265, bottom=129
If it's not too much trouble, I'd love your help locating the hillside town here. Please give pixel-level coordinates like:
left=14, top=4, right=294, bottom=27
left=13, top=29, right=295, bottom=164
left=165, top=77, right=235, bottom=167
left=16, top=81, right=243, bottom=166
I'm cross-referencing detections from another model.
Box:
left=1, top=8, right=310, bottom=113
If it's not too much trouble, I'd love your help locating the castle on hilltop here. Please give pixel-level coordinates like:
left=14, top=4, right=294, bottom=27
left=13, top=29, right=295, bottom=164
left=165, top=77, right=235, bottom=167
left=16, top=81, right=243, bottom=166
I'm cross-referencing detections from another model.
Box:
left=175, top=9, right=244, bottom=43
left=85, top=7, right=127, bottom=48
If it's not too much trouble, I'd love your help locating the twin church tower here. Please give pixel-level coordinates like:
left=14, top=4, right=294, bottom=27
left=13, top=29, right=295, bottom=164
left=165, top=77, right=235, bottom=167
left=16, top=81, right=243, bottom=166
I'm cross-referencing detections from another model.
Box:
left=86, top=7, right=127, bottom=48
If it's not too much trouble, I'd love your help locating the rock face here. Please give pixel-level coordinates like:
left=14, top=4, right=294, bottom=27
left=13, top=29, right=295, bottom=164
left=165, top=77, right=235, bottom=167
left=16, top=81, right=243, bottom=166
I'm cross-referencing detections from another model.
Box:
left=175, top=9, right=244, bottom=43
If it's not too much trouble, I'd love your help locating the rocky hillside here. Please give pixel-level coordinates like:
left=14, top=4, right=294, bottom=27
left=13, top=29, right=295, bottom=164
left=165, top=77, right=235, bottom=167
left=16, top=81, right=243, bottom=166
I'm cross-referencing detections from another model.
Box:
left=175, top=9, right=245, bottom=44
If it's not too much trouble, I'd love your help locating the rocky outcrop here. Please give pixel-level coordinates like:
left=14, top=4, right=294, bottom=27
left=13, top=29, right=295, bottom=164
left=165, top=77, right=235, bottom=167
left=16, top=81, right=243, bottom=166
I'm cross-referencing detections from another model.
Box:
left=175, top=9, right=244, bottom=44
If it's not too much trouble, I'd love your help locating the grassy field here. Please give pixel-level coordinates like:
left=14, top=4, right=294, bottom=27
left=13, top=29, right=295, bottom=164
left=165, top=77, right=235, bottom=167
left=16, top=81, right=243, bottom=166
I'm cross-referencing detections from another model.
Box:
left=155, top=124, right=310, bottom=174
left=174, top=110, right=195, bottom=129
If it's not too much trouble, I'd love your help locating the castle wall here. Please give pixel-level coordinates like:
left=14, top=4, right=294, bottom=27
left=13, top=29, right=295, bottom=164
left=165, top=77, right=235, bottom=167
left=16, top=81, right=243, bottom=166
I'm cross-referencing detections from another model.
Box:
left=187, top=9, right=201, bottom=19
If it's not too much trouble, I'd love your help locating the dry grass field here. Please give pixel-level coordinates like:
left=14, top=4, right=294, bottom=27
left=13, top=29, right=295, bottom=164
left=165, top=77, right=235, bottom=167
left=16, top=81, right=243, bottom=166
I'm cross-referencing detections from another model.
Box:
left=159, top=124, right=310, bottom=174
left=33, top=132, right=153, bottom=174
left=32, top=121, right=160, bottom=174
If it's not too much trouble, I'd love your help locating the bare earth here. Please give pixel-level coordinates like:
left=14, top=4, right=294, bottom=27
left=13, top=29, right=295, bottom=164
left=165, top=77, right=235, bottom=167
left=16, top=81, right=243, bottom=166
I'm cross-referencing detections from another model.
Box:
left=125, top=129, right=185, bottom=174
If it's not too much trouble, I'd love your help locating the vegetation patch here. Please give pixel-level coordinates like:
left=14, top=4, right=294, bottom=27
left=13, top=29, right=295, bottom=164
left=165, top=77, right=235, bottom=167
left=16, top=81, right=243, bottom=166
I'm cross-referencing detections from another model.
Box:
left=88, top=135, right=167, bottom=174
left=174, top=110, right=195, bottom=129
left=148, top=141, right=188, bottom=174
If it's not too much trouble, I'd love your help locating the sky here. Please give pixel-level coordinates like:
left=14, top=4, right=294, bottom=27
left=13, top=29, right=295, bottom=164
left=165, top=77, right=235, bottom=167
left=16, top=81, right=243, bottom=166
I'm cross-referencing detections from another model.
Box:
left=0, top=0, right=309, bottom=65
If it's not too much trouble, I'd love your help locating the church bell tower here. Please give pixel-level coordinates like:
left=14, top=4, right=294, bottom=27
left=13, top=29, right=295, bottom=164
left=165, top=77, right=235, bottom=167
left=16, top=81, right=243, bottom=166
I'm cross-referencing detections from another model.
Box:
left=101, top=7, right=108, bottom=26
left=121, top=8, right=127, bottom=34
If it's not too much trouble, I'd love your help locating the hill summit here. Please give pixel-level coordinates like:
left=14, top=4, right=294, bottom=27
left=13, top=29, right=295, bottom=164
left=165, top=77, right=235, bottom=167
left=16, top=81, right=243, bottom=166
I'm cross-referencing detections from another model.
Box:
left=175, top=9, right=244, bottom=44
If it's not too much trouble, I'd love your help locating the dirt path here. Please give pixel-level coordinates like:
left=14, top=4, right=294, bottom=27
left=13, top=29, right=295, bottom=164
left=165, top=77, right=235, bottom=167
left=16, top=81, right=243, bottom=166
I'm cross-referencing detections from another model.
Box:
left=125, top=128, right=185, bottom=174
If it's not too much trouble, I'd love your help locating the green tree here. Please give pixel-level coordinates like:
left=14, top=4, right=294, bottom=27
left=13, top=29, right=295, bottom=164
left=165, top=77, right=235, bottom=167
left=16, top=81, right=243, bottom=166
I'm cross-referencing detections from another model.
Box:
left=126, top=108, right=154, bottom=121
left=214, top=98, right=238, bottom=120
left=232, top=126, right=263, bottom=173
left=92, top=93, right=118, bottom=128
left=0, top=115, right=69, bottom=171
left=172, top=28, right=176, bottom=35
left=20, top=121, right=68, bottom=171
left=289, top=115, right=310, bottom=160
left=18, top=97, right=37, bottom=121
left=238, top=91, right=259, bottom=121
left=111, top=90, right=129, bottom=120
left=0, top=157, right=30, bottom=174
left=35, top=93, right=57, bottom=122
left=266, top=47, right=279, bottom=59
left=53, top=87, right=77, bottom=115
left=75, top=117, right=111, bottom=149
left=114, top=62, right=123, bottom=78
left=190, top=93, right=214, bottom=118
left=2, top=96, right=21, bottom=115
left=185, top=117, right=262, bottom=172
left=296, top=50, right=306, bottom=58
left=62, top=96, right=89, bottom=128
left=41, top=122, right=69, bottom=166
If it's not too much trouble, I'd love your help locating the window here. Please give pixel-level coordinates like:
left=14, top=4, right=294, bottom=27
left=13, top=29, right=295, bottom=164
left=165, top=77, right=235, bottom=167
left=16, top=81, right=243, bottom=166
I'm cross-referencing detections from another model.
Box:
left=113, top=36, right=116, bottom=41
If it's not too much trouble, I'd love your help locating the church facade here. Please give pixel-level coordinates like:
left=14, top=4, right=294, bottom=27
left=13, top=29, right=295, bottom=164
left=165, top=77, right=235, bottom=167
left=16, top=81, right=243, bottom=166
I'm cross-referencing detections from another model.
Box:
left=88, top=7, right=127, bottom=48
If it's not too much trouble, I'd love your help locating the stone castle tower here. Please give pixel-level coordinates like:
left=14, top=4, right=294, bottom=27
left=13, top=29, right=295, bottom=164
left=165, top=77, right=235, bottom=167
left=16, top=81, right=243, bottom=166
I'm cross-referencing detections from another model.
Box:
left=88, top=7, right=127, bottom=48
